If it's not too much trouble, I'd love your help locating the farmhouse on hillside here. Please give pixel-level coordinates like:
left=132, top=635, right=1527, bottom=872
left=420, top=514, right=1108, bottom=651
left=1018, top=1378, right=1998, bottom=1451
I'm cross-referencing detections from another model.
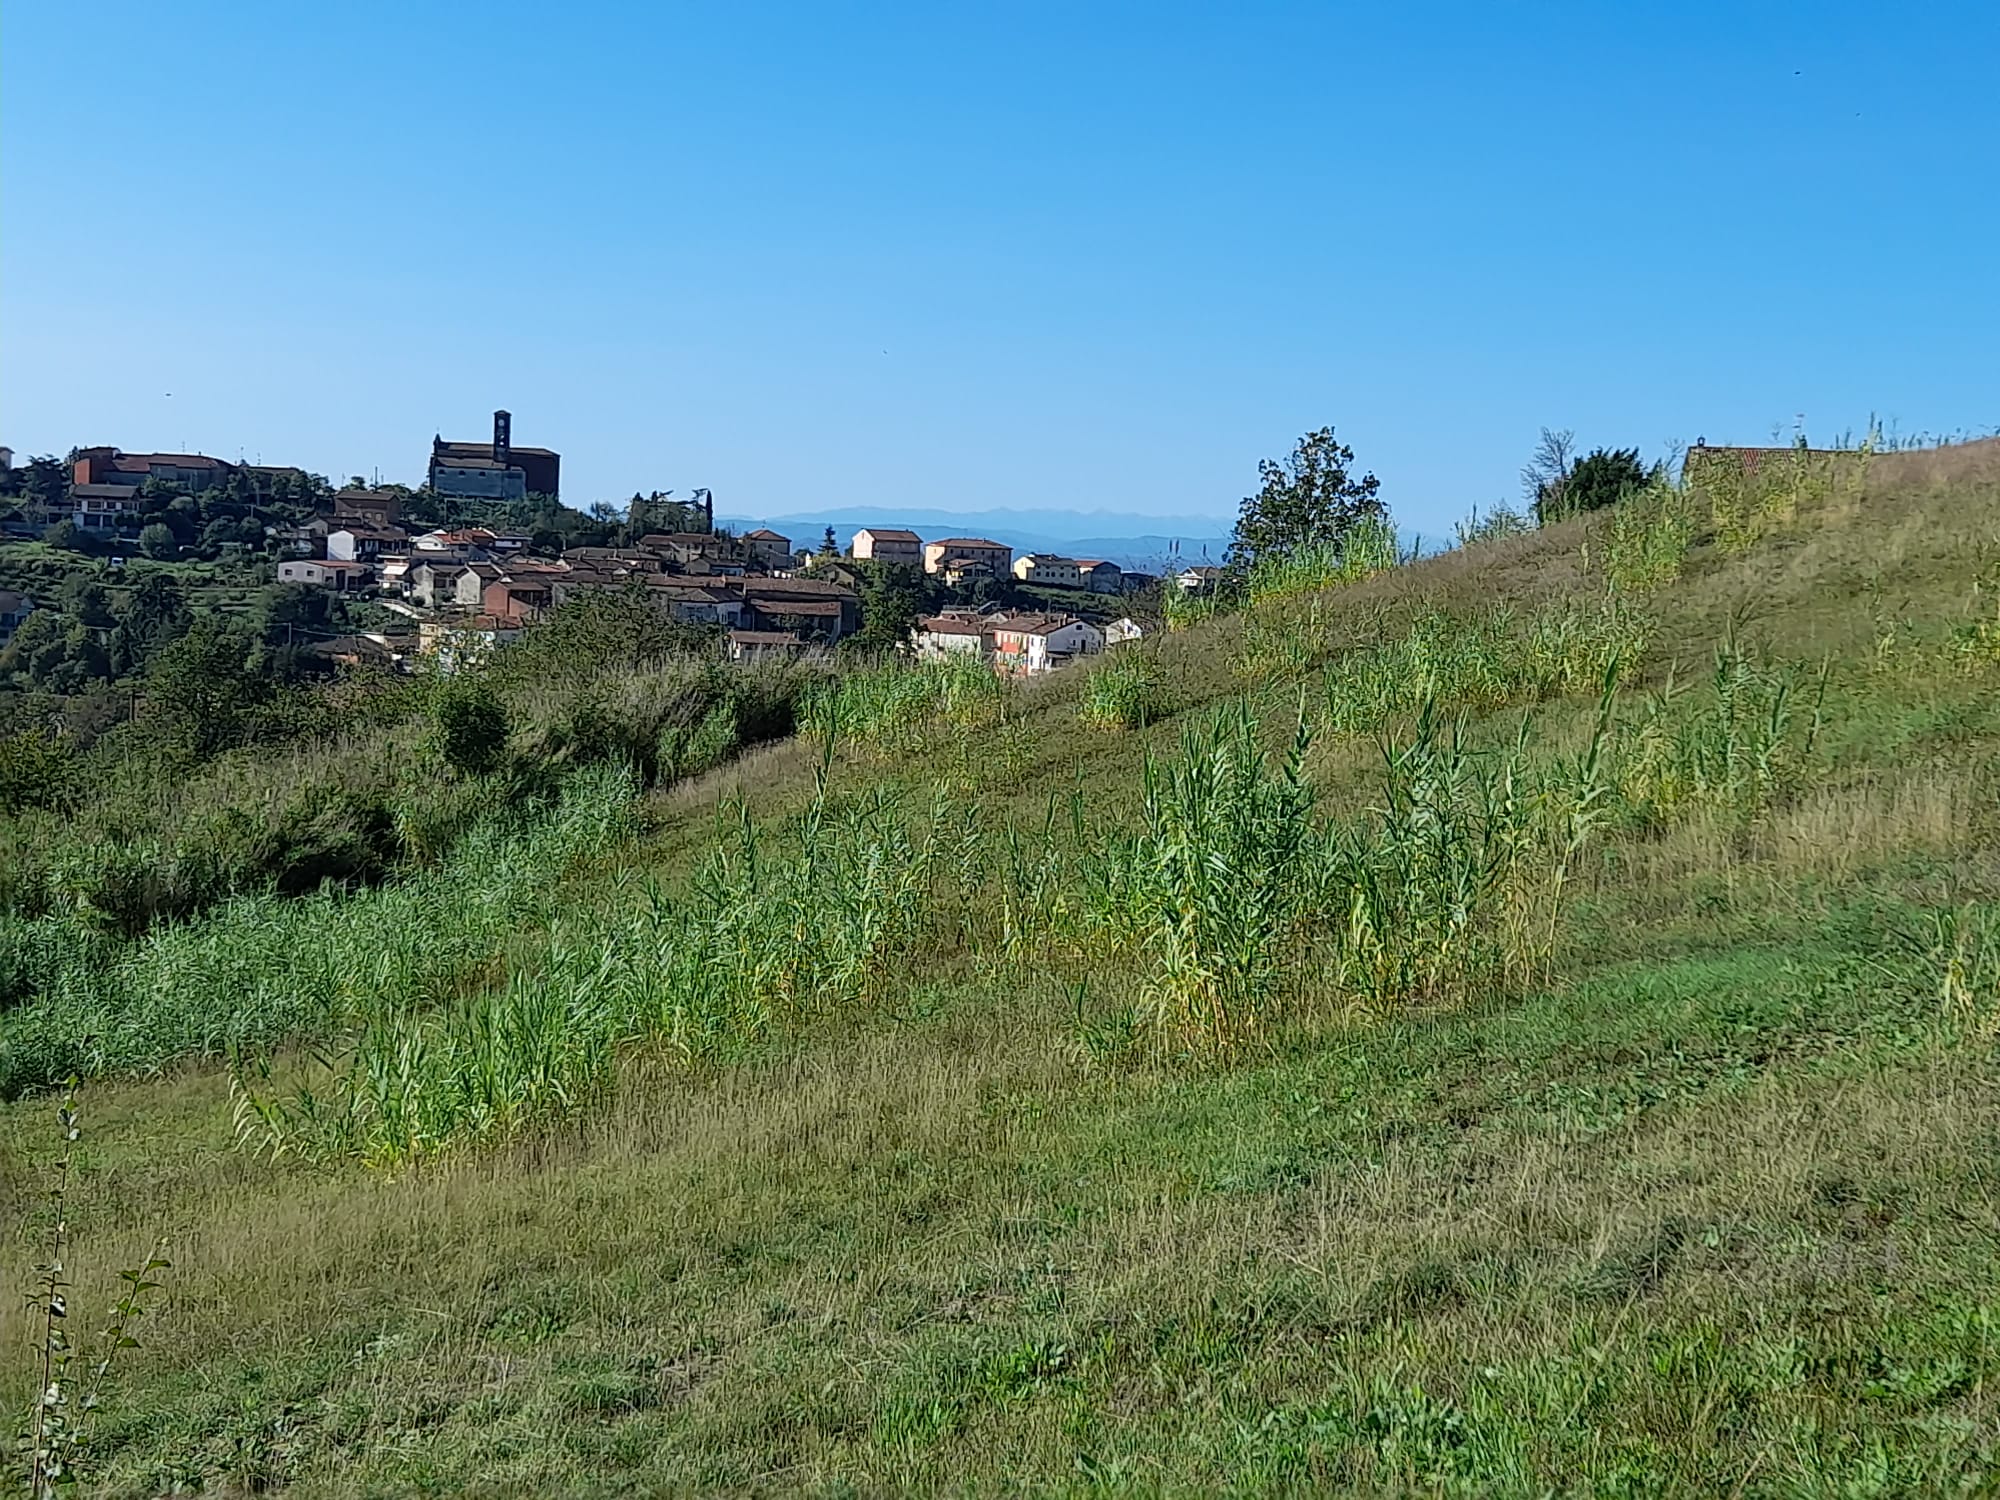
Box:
left=851, top=528, right=923, bottom=564
left=923, top=537, right=1013, bottom=577
left=988, top=613, right=1104, bottom=676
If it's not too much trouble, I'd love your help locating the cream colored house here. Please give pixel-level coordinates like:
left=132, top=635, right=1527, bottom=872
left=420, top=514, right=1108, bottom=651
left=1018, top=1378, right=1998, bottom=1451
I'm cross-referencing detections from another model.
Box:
left=923, top=537, right=1012, bottom=576
left=851, top=528, right=923, bottom=564
left=1012, top=554, right=1082, bottom=587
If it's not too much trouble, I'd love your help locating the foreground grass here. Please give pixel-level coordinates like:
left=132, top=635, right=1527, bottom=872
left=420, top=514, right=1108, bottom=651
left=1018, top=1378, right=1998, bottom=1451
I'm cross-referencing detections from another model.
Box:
left=3, top=441, right=1998, bottom=1494
left=7, top=911, right=1993, bottom=1495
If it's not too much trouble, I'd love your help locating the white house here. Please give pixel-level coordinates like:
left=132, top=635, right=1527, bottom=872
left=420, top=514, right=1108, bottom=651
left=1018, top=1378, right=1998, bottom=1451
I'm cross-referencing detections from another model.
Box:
left=988, top=613, right=1104, bottom=676
left=728, top=629, right=806, bottom=663
left=411, top=527, right=499, bottom=560
left=327, top=524, right=408, bottom=562
left=1105, top=616, right=1148, bottom=646
left=1176, top=565, right=1229, bottom=594
left=913, top=614, right=991, bottom=661
left=1013, top=554, right=1083, bottom=587
left=72, top=483, right=140, bottom=531
left=407, top=561, right=468, bottom=610
left=645, top=579, right=747, bottom=628
left=277, top=559, right=373, bottom=591
left=375, top=555, right=414, bottom=595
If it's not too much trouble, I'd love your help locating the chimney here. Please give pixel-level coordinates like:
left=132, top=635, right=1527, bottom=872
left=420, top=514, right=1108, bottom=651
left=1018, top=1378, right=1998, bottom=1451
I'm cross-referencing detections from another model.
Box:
left=493, top=410, right=512, bottom=467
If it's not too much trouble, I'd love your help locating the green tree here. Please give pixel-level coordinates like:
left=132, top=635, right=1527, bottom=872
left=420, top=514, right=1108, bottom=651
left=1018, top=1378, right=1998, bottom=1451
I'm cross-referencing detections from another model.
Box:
left=1227, top=427, right=1384, bottom=571
left=846, top=563, right=935, bottom=655
left=1532, top=442, right=1658, bottom=524
left=42, top=520, right=91, bottom=552
left=144, top=620, right=266, bottom=758
left=493, top=588, right=712, bottom=689
left=818, top=526, right=839, bottom=558
left=138, top=522, right=178, bottom=560
left=426, top=677, right=511, bottom=776
left=57, top=576, right=117, bottom=628
left=119, top=574, right=191, bottom=663
left=0, top=729, right=77, bottom=814
left=1, top=455, right=69, bottom=513
left=258, top=583, right=346, bottom=648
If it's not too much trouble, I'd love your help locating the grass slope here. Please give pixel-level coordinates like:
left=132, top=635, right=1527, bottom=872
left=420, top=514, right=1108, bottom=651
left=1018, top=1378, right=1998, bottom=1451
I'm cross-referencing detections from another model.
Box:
left=3, top=442, right=1998, bottom=1496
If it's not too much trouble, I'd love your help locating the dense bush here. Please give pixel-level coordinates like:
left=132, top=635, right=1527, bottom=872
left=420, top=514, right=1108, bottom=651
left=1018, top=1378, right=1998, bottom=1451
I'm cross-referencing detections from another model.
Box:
left=427, top=677, right=511, bottom=777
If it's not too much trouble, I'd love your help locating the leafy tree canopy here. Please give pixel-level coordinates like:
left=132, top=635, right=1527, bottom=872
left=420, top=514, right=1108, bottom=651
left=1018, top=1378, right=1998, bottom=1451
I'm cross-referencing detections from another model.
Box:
left=1228, top=427, right=1384, bottom=571
left=844, top=564, right=939, bottom=656
left=143, top=619, right=268, bottom=759
left=1523, top=429, right=1660, bottom=523
left=427, top=677, right=511, bottom=777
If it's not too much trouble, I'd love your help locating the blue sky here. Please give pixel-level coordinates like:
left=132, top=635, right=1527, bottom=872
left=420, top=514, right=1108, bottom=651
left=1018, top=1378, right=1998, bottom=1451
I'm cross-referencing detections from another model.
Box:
left=4, top=1, right=1995, bottom=535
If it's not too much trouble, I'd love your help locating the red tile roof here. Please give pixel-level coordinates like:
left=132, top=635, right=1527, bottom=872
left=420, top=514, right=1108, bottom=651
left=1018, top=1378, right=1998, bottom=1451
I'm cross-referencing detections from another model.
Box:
left=433, top=439, right=558, bottom=462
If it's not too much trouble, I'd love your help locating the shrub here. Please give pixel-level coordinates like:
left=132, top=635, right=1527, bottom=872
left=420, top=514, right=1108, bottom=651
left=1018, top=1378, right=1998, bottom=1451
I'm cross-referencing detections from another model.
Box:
left=137, top=522, right=178, bottom=560
left=427, top=677, right=511, bottom=777
left=802, top=655, right=1006, bottom=750
left=1092, top=703, right=1321, bottom=1047
left=1614, top=637, right=1825, bottom=828
left=1599, top=481, right=1694, bottom=595
left=1077, top=652, right=1169, bottom=730
left=1454, top=503, right=1535, bottom=547
left=0, top=730, right=77, bottom=815
left=1536, top=446, right=1658, bottom=524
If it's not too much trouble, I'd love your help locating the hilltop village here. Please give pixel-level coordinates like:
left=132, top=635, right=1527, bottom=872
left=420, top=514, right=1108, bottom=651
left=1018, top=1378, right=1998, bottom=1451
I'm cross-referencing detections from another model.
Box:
left=0, top=410, right=1228, bottom=682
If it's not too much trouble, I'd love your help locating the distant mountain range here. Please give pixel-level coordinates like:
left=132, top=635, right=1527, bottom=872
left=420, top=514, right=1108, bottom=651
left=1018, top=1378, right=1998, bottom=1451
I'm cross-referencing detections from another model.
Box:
left=716, top=506, right=1235, bottom=571
left=717, top=506, right=1456, bottom=570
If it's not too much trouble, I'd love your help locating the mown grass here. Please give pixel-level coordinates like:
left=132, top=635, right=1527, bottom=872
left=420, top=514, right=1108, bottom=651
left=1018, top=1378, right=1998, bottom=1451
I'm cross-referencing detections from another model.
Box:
left=2, top=439, right=1998, bottom=1494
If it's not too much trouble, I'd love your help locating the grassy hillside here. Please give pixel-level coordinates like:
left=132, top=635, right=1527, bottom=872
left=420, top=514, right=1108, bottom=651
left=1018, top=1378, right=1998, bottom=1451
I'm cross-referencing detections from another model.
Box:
left=3, top=441, right=1998, bottom=1495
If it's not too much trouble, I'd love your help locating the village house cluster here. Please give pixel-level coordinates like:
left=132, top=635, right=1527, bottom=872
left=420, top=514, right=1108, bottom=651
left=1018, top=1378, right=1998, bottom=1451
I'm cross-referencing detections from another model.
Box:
left=276, top=485, right=858, bottom=665
left=0, top=410, right=1191, bottom=674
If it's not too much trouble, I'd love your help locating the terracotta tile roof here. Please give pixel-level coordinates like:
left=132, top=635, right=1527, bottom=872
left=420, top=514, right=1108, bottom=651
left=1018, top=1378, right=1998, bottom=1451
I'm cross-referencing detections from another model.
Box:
left=991, top=612, right=1090, bottom=636
left=647, top=582, right=741, bottom=602
left=918, top=615, right=990, bottom=636
left=742, top=528, right=789, bottom=541
left=740, top=577, right=858, bottom=600
left=855, top=528, right=921, bottom=542
left=929, top=536, right=1008, bottom=549
left=432, top=440, right=558, bottom=462
left=109, top=452, right=230, bottom=472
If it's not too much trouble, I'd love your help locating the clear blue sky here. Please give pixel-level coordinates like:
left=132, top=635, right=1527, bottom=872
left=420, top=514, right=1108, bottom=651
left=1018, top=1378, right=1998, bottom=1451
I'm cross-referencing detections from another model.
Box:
left=4, top=1, right=1995, bottom=535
